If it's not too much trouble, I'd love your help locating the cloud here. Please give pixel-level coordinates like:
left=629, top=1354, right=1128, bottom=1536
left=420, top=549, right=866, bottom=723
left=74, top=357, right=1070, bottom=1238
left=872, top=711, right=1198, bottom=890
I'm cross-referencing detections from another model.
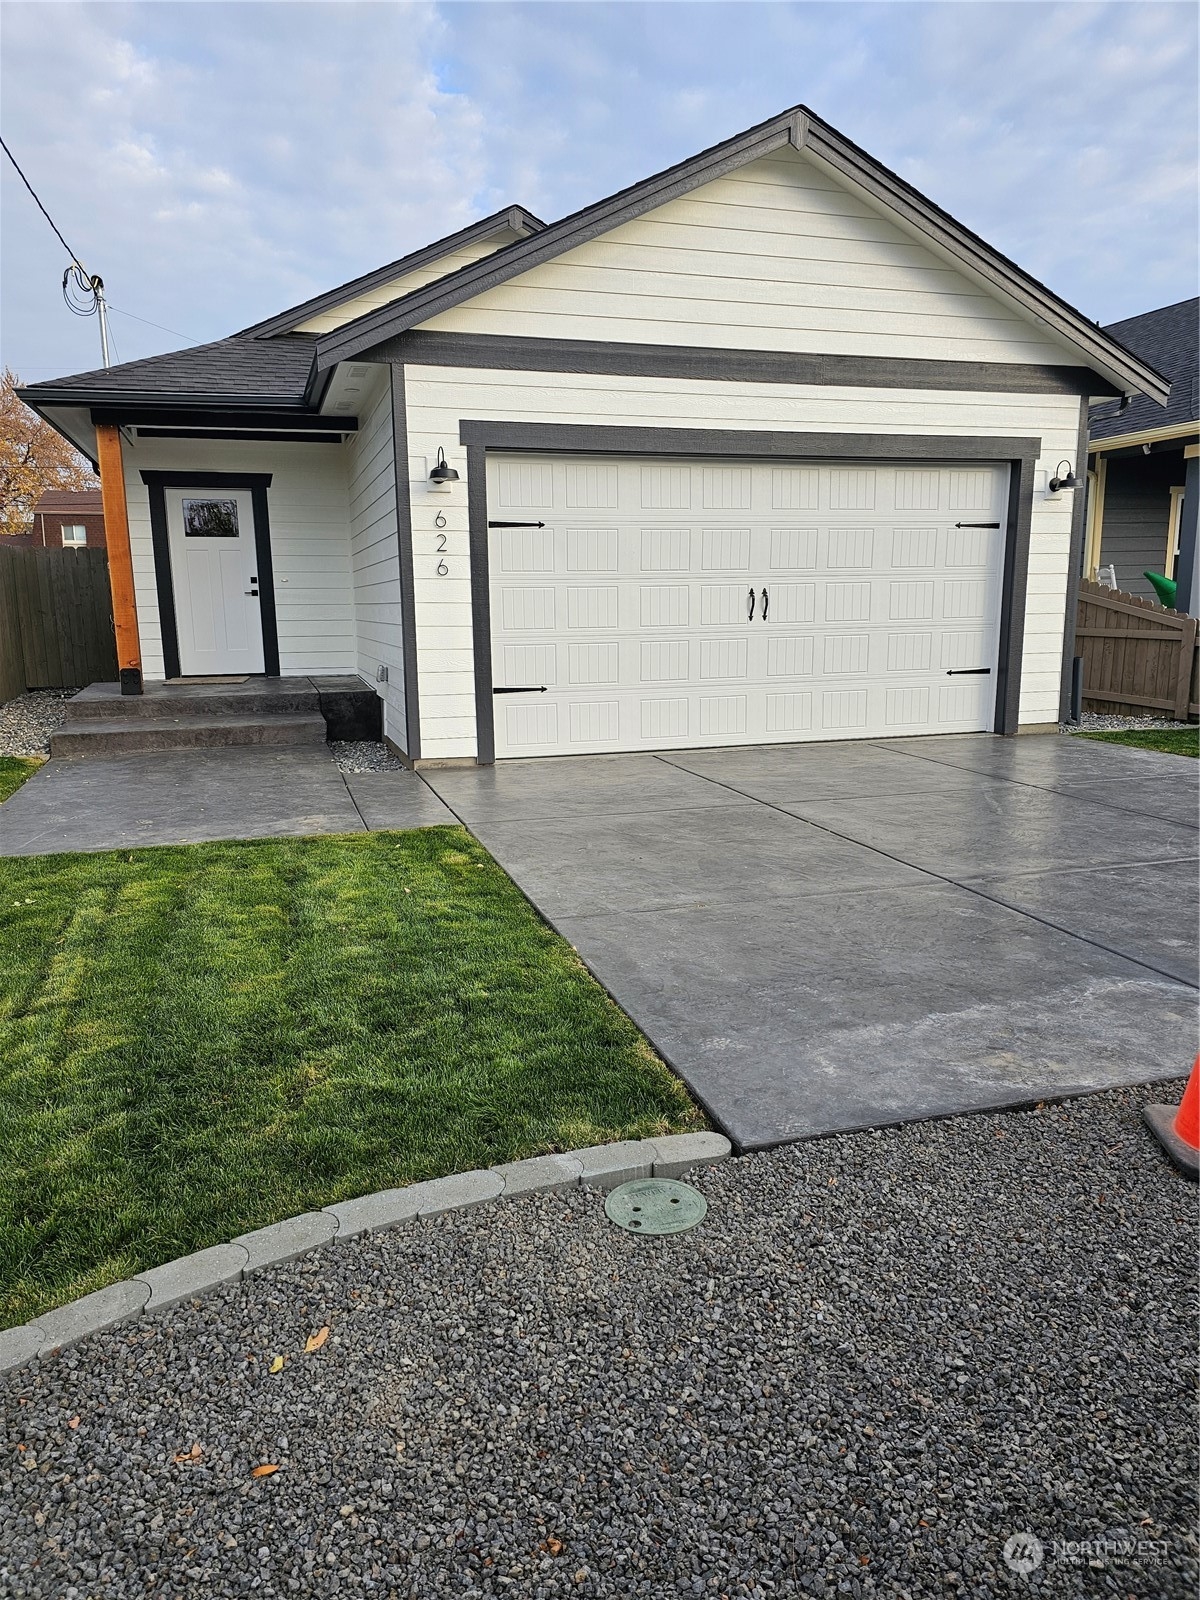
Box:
left=0, top=1, right=1195, bottom=382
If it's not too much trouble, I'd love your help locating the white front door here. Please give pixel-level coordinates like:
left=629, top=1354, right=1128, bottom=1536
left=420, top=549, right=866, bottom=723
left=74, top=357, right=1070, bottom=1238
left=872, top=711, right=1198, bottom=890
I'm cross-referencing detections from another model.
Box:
left=487, top=454, right=1009, bottom=758
left=165, top=488, right=265, bottom=675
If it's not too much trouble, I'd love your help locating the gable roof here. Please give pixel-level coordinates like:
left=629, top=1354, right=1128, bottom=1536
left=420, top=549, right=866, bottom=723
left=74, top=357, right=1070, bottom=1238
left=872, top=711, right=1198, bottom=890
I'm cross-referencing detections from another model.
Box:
left=34, top=490, right=103, bottom=515
left=19, top=334, right=318, bottom=410
left=1089, top=297, right=1198, bottom=443
left=17, top=105, right=1173, bottom=425
left=235, top=206, right=545, bottom=340
left=312, top=103, right=1170, bottom=405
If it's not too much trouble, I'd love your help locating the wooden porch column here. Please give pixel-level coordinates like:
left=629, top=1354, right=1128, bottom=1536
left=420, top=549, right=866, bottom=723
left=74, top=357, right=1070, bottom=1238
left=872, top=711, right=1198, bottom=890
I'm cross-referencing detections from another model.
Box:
left=94, top=423, right=142, bottom=694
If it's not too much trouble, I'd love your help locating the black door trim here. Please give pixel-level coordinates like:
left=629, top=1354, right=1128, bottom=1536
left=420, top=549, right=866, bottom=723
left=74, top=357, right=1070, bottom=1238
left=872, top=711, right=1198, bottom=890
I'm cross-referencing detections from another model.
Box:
left=141, top=470, right=279, bottom=680
left=459, top=424, right=1040, bottom=765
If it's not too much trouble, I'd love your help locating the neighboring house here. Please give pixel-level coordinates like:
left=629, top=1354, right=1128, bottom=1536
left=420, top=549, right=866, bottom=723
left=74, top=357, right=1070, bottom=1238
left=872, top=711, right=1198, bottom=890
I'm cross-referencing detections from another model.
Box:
left=30, top=489, right=106, bottom=549
left=17, top=105, right=1170, bottom=764
left=1086, top=297, right=1199, bottom=606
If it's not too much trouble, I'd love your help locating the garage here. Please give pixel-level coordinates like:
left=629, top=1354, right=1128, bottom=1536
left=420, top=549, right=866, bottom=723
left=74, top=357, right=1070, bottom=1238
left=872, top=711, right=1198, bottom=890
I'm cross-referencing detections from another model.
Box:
left=487, top=452, right=1010, bottom=758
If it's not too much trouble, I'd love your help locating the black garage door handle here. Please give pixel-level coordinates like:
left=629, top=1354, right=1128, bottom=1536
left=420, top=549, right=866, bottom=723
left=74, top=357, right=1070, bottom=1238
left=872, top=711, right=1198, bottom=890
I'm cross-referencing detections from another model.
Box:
left=946, top=668, right=992, bottom=676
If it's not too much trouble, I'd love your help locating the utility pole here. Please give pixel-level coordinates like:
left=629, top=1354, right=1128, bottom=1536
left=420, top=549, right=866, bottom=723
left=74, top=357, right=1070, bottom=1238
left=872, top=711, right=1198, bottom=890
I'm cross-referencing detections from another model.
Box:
left=93, top=272, right=111, bottom=368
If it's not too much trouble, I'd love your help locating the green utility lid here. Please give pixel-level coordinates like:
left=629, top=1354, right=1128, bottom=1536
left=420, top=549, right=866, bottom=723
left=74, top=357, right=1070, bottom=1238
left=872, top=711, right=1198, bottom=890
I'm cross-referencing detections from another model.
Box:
left=604, top=1177, right=708, bottom=1235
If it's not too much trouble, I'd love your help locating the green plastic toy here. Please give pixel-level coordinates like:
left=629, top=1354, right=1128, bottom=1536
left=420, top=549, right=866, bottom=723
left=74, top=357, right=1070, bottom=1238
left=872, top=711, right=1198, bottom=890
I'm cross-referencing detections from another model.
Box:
left=1144, top=571, right=1178, bottom=609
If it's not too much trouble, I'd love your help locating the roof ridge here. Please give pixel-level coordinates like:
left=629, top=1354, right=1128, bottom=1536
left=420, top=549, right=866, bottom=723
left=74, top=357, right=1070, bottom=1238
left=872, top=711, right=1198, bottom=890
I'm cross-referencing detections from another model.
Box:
left=308, top=101, right=1170, bottom=403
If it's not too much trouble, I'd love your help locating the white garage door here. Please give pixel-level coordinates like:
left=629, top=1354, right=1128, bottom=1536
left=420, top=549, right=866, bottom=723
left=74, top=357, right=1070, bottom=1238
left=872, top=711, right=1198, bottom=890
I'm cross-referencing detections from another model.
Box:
left=486, top=454, right=1008, bottom=759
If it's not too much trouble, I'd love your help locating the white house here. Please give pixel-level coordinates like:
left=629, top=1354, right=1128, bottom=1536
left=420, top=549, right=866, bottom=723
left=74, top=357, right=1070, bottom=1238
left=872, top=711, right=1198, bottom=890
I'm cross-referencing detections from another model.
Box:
left=20, top=105, right=1169, bottom=765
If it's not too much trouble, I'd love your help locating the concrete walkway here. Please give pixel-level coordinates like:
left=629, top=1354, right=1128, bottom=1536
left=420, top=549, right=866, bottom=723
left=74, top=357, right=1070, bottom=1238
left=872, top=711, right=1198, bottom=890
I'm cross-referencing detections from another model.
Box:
left=422, top=735, right=1199, bottom=1148
left=0, top=747, right=453, bottom=856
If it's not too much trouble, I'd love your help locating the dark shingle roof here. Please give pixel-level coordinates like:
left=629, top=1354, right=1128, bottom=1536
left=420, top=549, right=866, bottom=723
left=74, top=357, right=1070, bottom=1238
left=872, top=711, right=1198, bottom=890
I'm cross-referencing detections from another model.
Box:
left=1090, top=297, right=1198, bottom=441
left=20, top=335, right=317, bottom=407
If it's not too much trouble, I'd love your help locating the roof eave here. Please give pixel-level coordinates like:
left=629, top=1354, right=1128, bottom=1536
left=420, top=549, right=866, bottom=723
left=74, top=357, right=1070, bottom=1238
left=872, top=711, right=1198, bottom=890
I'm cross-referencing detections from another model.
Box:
left=235, top=205, right=546, bottom=341
left=16, top=386, right=312, bottom=412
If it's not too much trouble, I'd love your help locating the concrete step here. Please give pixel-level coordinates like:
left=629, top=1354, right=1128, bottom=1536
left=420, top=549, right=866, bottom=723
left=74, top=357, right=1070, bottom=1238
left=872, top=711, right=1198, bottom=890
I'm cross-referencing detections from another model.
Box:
left=66, top=685, right=320, bottom=721
left=50, top=714, right=329, bottom=758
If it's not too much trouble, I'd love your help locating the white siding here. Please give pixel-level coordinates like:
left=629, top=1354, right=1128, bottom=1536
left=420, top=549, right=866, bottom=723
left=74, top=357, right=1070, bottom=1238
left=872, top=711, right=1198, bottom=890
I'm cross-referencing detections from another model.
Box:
left=294, top=229, right=524, bottom=335
left=419, top=148, right=1076, bottom=366
left=123, top=436, right=356, bottom=681
left=403, top=365, right=1080, bottom=757
left=345, top=367, right=407, bottom=747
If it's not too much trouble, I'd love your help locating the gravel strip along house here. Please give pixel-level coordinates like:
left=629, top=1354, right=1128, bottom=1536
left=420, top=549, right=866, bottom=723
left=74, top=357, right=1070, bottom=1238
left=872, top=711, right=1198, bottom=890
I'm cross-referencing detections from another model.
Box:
left=17, top=104, right=1169, bottom=762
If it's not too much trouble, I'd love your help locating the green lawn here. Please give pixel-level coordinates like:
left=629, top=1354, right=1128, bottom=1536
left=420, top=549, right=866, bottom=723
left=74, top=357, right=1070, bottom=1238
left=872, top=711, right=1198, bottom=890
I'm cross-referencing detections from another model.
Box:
left=1074, top=727, right=1199, bottom=758
left=0, top=828, right=702, bottom=1328
left=0, top=755, right=43, bottom=802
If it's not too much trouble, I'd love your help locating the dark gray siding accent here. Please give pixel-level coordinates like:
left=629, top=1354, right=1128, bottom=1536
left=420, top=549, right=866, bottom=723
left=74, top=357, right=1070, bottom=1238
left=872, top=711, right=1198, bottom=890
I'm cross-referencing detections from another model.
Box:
left=459, top=421, right=1040, bottom=461
left=463, top=423, right=1038, bottom=761
left=312, top=104, right=1168, bottom=403
left=995, top=456, right=1034, bottom=736
left=466, top=442, right=495, bottom=766
left=374, top=331, right=1112, bottom=396
left=1058, top=396, right=1091, bottom=720
left=389, top=367, right=420, bottom=760
left=1097, top=452, right=1185, bottom=602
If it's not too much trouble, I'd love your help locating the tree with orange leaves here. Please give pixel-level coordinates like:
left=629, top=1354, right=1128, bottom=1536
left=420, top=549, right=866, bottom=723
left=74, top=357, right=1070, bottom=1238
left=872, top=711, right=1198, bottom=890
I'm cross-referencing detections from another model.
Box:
left=0, top=367, right=98, bottom=538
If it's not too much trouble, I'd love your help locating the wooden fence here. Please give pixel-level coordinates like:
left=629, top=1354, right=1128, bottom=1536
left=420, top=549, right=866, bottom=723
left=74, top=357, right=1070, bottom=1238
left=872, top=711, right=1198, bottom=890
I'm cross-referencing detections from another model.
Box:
left=0, top=545, right=118, bottom=700
left=1075, top=578, right=1199, bottom=721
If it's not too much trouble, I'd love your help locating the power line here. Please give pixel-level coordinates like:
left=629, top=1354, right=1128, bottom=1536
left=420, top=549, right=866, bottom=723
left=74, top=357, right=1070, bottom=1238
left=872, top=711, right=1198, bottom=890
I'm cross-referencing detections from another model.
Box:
left=2, top=139, right=195, bottom=345
left=0, top=134, right=83, bottom=265
left=2, top=132, right=112, bottom=365
left=107, top=303, right=199, bottom=343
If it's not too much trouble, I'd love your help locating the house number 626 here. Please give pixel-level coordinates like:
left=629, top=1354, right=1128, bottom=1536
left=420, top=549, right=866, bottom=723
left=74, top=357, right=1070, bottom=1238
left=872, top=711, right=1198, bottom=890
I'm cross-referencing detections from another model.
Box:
left=434, top=510, right=448, bottom=574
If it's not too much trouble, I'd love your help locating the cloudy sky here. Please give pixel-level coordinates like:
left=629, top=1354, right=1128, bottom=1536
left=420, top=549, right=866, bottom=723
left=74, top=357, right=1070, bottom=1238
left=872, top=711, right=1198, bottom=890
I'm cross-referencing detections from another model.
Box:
left=1, top=1, right=1196, bottom=383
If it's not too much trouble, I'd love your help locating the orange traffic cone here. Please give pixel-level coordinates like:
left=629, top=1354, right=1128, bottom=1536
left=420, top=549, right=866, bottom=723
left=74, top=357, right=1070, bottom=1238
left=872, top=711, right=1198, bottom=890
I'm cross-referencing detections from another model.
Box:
left=1143, top=1057, right=1200, bottom=1178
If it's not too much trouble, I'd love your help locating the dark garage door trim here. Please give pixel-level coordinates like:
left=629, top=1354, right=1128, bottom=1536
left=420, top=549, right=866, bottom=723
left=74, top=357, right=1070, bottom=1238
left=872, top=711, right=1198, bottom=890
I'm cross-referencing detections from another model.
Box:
left=458, top=422, right=1040, bottom=766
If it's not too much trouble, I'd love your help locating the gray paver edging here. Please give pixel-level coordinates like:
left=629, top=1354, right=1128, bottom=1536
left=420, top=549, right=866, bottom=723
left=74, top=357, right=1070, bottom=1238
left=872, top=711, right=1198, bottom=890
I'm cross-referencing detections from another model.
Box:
left=0, top=1131, right=730, bottom=1377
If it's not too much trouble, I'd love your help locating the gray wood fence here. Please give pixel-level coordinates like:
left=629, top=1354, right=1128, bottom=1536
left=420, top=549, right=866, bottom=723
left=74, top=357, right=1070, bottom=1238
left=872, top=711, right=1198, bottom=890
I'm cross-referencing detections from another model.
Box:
left=0, top=545, right=118, bottom=699
left=1076, top=578, right=1199, bottom=721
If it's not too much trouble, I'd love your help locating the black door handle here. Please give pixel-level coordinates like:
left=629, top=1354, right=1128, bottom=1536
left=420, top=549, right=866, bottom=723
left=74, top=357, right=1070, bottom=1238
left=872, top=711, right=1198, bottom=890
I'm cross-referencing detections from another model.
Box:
left=761, top=587, right=769, bottom=621
left=946, top=668, right=991, bottom=676
left=747, top=586, right=756, bottom=622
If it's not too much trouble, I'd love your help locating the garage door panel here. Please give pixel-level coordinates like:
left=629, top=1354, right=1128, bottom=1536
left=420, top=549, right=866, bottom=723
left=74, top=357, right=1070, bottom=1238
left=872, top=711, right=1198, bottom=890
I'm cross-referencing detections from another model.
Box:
left=769, top=527, right=819, bottom=569
left=487, top=454, right=1007, bottom=758
left=891, top=526, right=939, bottom=567
left=640, top=527, right=691, bottom=570
left=566, top=527, right=618, bottom=570
left=893, top=468, right=940, bottom=510
left=771, top=466, right=820, bottom=509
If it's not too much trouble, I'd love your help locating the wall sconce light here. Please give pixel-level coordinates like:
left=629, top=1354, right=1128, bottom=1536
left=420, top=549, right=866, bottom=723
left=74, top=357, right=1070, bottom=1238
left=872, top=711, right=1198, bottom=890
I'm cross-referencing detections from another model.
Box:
left=428, top=447, right=459, bottom=493
left=1047, top=461, right=1078, bottom=494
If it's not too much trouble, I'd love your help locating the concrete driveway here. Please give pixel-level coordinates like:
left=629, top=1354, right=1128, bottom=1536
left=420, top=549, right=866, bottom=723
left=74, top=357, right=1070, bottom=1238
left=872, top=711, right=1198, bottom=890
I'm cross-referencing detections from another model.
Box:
left=423, top=734, right=1199, bottom=1149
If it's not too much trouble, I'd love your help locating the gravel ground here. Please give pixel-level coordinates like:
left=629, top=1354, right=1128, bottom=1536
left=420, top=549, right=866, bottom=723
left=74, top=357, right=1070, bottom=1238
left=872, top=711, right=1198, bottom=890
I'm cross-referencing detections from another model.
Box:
left=1061, top=713, right=1193, bottom=733
left=330, top=740, right=410, bottom=774
left=0, top=689, right=78, bottom=757
left=2, top=1082, right=1196, bottom=1599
